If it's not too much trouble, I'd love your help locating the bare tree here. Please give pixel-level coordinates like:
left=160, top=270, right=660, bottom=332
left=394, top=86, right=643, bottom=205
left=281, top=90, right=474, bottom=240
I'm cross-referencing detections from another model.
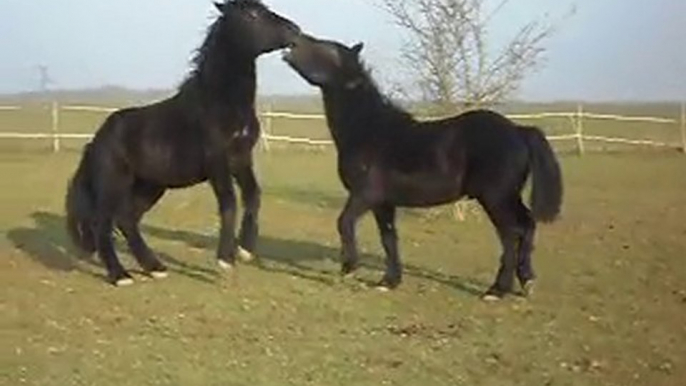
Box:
left=380, top=0, right=572, bottom=111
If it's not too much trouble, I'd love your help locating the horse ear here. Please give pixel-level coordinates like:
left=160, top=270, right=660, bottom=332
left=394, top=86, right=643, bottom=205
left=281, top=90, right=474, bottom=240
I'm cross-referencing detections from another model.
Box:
left=214, top=2, right=225, bottom=13
left=351, top=43, right=364, bottom=56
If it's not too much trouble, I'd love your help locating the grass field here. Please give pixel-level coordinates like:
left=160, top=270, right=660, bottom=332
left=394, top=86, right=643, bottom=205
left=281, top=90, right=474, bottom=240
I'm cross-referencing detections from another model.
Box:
left=1, top=145, right=685, bottom=385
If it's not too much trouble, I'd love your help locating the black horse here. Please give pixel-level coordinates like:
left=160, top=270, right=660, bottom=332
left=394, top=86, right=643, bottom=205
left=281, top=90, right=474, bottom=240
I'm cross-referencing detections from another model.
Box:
left=283, top=35, right=563, bottom=299
left=66, top=0, right=300, bottom=286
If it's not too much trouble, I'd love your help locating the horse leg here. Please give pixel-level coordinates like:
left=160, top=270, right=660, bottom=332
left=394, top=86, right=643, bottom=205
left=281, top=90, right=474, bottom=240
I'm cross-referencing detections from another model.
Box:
left=479, top=196, right=523, bottom=300
left=94, top=179, right=133, bottom=286
left=233, top=165, right=261, bottom=262
left=209, top=167, right=238, bottom=270
left=116, top=182, right=167, bottom=278
left=372, top=204, right=402, bottom=290
left=514, top=198, right=537, bottom=296
left=338, top=195, right=371, bottom=276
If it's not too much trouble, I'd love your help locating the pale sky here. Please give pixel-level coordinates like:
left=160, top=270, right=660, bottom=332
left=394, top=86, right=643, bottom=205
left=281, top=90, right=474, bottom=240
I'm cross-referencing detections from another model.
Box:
left=0, top=0, right=684, bottom=101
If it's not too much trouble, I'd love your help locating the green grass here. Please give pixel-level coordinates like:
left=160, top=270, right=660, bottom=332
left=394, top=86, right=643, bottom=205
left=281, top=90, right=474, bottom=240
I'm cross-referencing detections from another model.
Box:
left=1, top=148, right=685, bottom=386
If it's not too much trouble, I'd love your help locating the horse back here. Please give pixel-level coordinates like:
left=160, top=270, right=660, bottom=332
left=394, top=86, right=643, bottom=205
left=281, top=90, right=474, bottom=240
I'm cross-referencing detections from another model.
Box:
left=88, top=95, right=259, bottom=188
left=340, top=109, right=532, bottom=206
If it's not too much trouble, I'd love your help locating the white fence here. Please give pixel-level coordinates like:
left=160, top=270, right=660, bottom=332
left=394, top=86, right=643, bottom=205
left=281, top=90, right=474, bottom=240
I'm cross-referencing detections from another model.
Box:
left=1, top=102, right=685, bottom=155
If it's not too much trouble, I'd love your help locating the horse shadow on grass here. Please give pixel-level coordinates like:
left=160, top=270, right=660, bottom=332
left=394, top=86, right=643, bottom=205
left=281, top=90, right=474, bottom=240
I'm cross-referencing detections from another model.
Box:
left=7, top=213, right=100, bottom=280
left=9, top=211, right=485, bottom=295
left=139, top=221, right=486, bottom=296
left=7, top=212, right=218, bottom=284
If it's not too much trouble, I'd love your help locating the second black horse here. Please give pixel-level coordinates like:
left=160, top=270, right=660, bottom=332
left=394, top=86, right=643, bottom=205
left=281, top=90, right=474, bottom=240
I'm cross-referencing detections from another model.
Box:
left=284, top=35, right=563, bottom=299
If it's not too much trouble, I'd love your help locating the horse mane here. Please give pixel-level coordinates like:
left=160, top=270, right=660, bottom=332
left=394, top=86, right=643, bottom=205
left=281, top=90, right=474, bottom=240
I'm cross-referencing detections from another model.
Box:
left=190, top=13, right=228, bottom=76
left=234, top=0, right=264, bottom=6
left=359, top=66, right=414, bottom=123
left=323, top=62, right=416, bottom=146
left=189, top=0, right=268, bottom=72
left=179, top=7, right=256, bottom=101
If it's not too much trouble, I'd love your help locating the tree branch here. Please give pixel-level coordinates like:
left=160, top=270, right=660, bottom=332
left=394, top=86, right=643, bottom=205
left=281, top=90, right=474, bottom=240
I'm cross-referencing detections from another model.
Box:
left=379, top=0, right=567, bottom=109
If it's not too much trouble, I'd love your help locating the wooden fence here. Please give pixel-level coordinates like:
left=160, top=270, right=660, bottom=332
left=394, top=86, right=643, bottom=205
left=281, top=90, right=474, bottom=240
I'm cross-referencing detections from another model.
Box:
left=1, top=102, right=685, bottom=155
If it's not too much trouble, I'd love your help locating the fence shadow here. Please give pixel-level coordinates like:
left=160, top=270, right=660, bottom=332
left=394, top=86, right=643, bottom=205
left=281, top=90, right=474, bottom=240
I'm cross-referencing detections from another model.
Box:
left=8, top=211, right=485, bottom=295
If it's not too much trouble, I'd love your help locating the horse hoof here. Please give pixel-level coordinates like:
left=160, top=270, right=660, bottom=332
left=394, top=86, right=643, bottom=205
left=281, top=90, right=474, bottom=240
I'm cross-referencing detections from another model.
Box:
left=115, top=278, right=135, bottom=287
left=237, top=247, right=255, bottom=262
left=341, top=265, right=359, bottom=278
left=218, top=259, right=234, bottom=271
left=150, top=271, right=169, bottom=279
left=481, top=293, right=502, bottom=302
left=522, top=280, right=535, bottom=297
left=375, top=277, right=399, bottom=292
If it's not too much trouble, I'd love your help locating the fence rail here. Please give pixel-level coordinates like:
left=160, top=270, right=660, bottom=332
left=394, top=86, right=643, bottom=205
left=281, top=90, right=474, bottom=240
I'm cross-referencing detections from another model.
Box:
left=1, top=102, right=685, bottom=154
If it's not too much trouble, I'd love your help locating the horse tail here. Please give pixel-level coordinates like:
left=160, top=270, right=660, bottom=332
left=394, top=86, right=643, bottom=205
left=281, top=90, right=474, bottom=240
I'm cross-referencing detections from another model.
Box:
left=66, top=142, right=97, bottom=254
left=520, top=125, right=563, bottom=223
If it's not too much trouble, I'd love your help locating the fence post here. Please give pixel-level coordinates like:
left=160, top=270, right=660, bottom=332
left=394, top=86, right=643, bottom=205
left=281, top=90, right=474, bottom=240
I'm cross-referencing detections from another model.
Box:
left=680, top=101, right=686, bottom=154
left=575, top=103, right=585, bottom=156
left=51, top=101, right=60, bottom=153
left=261, top=104, right=273, bottom=152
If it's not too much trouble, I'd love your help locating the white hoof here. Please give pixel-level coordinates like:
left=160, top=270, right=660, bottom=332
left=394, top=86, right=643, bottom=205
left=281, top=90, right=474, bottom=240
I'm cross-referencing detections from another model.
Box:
left=218, top=260, right=234, bottom=271
left=481, top=294, right=501, bottom=302
left=375, top=285, right=391, bottom=293
left=237, top=247, right=255, bottom=262
left=522, top=280, right=535, bottom=297
left=115, top=278, right=135, bottom=287
left=151, top=271, right=169, bottom=279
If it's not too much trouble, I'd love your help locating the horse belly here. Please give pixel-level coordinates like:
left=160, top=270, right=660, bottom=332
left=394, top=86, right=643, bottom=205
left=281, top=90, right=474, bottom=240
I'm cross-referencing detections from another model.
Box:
left=385, top=171, right=465, bottom=207
left=134, top=145, right=208, bottom=188
left=140, top=163, right=207, bottom=188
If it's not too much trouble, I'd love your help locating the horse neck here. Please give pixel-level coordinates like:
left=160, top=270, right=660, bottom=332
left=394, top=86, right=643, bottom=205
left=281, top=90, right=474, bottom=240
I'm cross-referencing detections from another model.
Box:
left=182, top=30, right=258, bottom=107
left=194, top=57, right=257, bottom=106
left=322, top=80, right=412, bottom=150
